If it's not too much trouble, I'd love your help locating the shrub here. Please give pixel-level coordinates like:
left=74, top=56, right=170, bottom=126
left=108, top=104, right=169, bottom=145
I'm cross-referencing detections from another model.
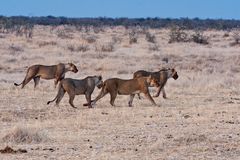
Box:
left=169, top=27, right=209, bottom=45
left=149, top=44, right=159, bottom=51
left=112, top=36, right=122, bottom=44
left=93, top=26, right=105, bottom=33
left=129, top=30, right=138, bottom=44
left=67, top=44, right=75, bottom=52
left=223, top=32, right=230, bottom=37
left=95, top=42, right=114, bottom=52
left=230, top=32, right=240, bottom=46
left=83, top=35, right=97, bottom=44
left=15, top=24, right=34, bottom=38
left=191, top=31, right=209, bottom=45
left=145, top=32, right=156, bottom=43
left=77, top=44, right=89, bottom=52
left=168, top=27, right=189, bottom=43
left=57, top=30, right=73, bottom=39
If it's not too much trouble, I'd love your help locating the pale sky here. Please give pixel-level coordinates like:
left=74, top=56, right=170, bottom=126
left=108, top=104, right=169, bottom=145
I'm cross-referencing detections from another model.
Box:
left=1, top=0, right=239, bottom=19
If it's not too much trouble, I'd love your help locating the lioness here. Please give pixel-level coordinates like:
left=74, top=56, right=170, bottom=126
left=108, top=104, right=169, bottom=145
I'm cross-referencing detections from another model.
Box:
left=133, top=68, right=178, bottom=99
left=83, top=75, right=160, bottom=107
left=47, top=76, right=103, bottom=108
left=14, top=63, right=78, bottom=88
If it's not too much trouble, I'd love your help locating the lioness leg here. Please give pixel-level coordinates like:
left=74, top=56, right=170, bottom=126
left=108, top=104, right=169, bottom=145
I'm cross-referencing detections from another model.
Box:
left=21, top=75, right=35, bottom=89
left=137, top=93, right=142, bottom=99
left=91, top=89, right=108, bottom=105
left=54, top=76, right=65, bottom=88
left=54, top=79, right=59, bottom=88
left=153, top=86, right=161, bottom=97
left=110, top=91, right=117, bottom=106
left=68, top=93, right=76, bottom=108
left=128, top=94, right=135, bottom=107
left=144, top=92, right=157, bottom=106
left=153, top=86, right=167, bottom=98
left=162, top=87, right=167, bottom=99
left=85, top=93, right=92, bottom=108
left=33, top=76, right=40, bottom=88
left=55, top=89, right=66, bottom=106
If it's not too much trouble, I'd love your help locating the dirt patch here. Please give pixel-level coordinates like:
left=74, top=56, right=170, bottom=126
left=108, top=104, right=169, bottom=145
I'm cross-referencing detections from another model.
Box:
left=174, top=134, right=208, bottom=145
left=0, top=146, right=27, bottom=154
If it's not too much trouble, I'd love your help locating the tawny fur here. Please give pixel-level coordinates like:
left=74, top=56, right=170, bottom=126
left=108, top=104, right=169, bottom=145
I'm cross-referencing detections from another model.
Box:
left=47, top=76, right=103, bottom=108
left=14, top=63, right=78, bottom=89
left=133, top=68, right=178, bottom=99
left=83, top=75, right=160, bottom=107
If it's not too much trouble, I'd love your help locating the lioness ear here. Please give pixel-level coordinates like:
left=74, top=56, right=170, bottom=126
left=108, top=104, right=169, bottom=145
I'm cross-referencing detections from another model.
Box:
left=99, top=75, right=102, bottom=80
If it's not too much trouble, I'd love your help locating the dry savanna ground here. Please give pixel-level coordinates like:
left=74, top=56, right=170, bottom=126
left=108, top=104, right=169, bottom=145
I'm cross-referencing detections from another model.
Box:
left=0, top=26, right=240, bottom=159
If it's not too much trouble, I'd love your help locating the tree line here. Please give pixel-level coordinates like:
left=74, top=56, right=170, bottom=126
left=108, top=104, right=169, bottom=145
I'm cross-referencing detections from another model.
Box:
left=0, top=16, right=240, bottom=30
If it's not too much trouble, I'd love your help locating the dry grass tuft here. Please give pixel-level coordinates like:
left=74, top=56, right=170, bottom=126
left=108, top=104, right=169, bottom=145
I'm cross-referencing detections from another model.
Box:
left=129, top=30, right=138, bottom=44
left=9, top=44, right=24, bottom=52
left=67, top=43, right=89, bottom=52
left=83, top=35, right=97, bottom=44
left=95, top=42, right=114, bottom=52
left=149, top=43, right=159, bottom=51
left=230, top=32, right=240, bottom=46
left=38, top=41, right=57, bottom=47
left=2, top=126, right=48, bottom=144
left=56, top=29, right=73, bottom=39
left=145, top=31, right=156, bottom=43
left=117, top=70, right=129, bottom=74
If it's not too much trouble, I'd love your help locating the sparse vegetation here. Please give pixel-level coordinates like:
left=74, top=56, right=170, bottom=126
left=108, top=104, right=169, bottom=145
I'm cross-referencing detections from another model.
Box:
left=129, top=30, right=138, bottom=44
left=1, top=24, right=240, bottom=160
left=191, top=31, right=209, bottom=45
left=168, top=26, right=189, bottom=43
left=38, top=41, right=57, bottom=47
left=83, top=35, right=97, bottom=43
left=145, top=31, right=156, bottom=43
left=223, top=32, right=230, bottom=37
left=56, top=29, right=73, bottom=39
left=9, top=44, right=24, bottom=52
left=95, top=42, right=114, bottom=52
left=112, top=36, right=122, bottom=44
left=169, top=27, right=209, bottom=45
left=149, top=43, right=159, bottom=51
left=0, top=16, right=240, bottom=33
left=230, top=32, right=240, bottom=46
left=67, top=43, right=89, bottom=52
left=2, top=126, right=48, bottom=144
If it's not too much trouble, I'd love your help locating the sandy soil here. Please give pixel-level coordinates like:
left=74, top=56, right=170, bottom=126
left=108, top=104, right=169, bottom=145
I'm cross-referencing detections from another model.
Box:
left=0, top=26, right=240, bottom=160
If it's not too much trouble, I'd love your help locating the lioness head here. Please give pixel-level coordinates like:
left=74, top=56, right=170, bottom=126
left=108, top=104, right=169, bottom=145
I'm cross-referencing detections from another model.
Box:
left=147, top=75, right=160, bottom=87
left=171, top=68, right=178, bottom=80
left=95, top=75, right=103, bottom=89
left=68, top=63, right=78, bottom=73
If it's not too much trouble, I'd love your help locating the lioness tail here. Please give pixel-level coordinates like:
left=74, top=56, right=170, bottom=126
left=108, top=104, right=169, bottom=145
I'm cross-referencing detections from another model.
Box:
left=14, top=82, right=22, bottom=86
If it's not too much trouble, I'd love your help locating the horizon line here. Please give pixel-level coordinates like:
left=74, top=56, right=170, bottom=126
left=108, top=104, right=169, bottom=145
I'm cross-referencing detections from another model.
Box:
left=1, top=15, right=240, bottom=21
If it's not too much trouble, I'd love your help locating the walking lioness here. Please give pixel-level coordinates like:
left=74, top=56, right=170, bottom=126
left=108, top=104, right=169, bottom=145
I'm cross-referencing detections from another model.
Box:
left=83, top=75, right=160, bottom=107
left=47, top=76, right=103, bottom=108
left=133, top=68, right=178, bottom=98
left=14, top=63, right=78, bottom=88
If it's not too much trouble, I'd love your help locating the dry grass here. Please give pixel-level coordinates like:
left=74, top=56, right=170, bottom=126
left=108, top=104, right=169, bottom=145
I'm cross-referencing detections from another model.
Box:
left=0, top=26, right=240, bottom=159
left=2, top=126, right=48, bottom=144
